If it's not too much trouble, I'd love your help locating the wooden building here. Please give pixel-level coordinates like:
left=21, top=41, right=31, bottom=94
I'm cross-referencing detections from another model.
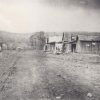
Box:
left=44, top=35, right=63, bottom=53
left=44, top=32, right=100, bottom=54
left=76, top=33, right=100, bottom=54
left=63, top=32, right=100, bottom=54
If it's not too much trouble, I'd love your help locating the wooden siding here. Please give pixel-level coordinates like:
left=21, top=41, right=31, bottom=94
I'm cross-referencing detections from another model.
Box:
left=77, top=41, right=100, bottom=54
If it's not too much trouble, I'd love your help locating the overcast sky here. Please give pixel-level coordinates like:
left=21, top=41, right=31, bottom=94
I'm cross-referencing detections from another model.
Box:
left=0, top=0, right=100, bottom=33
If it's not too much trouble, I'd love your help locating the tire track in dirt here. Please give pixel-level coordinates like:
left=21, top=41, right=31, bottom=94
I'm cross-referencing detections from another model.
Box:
left=0, top=51, right=21, bottom=93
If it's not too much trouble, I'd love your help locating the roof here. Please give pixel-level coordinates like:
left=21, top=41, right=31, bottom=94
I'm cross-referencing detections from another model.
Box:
left=63, top=32, right=100, bottom=41
left=77, top=32, right=100, bottom=36
left=49, top=36, right=63, bottom=43
left=64, top=32, right=100, bottom=36
left=78, top=35, right=100, bottom=41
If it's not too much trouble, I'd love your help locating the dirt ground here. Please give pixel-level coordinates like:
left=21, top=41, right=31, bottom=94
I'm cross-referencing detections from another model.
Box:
left=0, top=50, right=100, bottom=100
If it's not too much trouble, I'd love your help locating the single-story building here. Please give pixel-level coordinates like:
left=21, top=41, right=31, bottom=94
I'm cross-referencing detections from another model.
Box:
left=76, top=33, right=100, bottom=54
left=63, top=32, right=100, bottom=54
left=44, top=35, right=63, bottom=53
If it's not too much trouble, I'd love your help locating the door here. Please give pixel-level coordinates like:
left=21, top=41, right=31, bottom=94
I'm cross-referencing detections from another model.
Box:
left=71, top=44, right=76, bottom=53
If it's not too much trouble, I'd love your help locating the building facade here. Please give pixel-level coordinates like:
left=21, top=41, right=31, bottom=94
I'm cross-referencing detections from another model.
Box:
left=76, top=34, right=100, bottom=54
left=45, top=32, right=100, bottom=55
left=63, top=32, right=100, bottom=54
left=44, top=35, right=63, bottom=54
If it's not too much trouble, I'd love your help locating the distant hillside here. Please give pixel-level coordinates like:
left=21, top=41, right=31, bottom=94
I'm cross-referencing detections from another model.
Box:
left=1, top=30, right=100, bottom=43
left=0, top=31, right=32, bottom=43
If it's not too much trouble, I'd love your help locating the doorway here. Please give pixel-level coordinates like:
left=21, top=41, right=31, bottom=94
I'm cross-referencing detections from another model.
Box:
left=71, top=44, right=76, bottom=53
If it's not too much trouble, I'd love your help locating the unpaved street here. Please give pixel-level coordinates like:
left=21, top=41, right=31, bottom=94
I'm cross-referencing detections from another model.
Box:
left=0, top=50, right=100, bottom=100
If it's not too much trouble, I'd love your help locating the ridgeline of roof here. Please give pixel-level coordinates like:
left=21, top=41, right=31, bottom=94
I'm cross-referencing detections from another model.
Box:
left=45, top=31, right=100, bottom=37
left=78, top=35, right=100, bottom=41
left=64, top=32, right=100, bottom=36
left=63, top=32, right=100, bottom=41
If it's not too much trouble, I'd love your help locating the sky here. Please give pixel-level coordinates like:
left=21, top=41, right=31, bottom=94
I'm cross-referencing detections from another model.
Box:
left=0, top=0, right=100, bottom=33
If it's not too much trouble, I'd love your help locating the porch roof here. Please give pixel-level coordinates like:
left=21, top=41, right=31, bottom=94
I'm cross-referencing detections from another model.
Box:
left=78, top=35, right=100, bottom=41
left=48, top=36, right=63, bottom=43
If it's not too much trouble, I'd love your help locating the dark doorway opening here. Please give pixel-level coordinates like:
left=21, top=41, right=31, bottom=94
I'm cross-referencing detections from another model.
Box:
left=71, top=44, right=76, bottom=53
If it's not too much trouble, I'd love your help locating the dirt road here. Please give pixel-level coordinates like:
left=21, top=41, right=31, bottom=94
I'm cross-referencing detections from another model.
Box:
left=0, top=50, right=100, bottom=100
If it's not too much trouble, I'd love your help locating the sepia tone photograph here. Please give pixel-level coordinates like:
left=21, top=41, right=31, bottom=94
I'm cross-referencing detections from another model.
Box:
left=0, top=0, right=100, bottom=100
